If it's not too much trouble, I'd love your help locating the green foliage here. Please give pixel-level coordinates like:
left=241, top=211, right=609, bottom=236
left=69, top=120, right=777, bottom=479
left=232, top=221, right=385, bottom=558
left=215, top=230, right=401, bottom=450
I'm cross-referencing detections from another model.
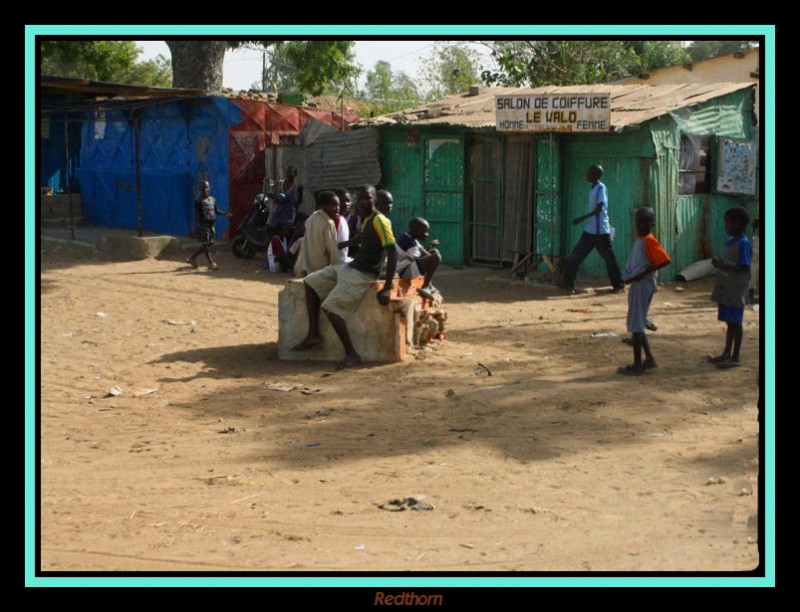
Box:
left=363, top=60, right=420, bottom=114
left=123, top=54, right=172, bottom=88
left=283, top=41, right=359, bottom=96
left=259, top=44, right=298, bottom=92
left=687, top=40, right=756, bottom=62
left=626, top=41, right=691, bottom=74
left=41, top=41, right=172, bottom=87
left=228, top=40, right=359, bottom=96
left=420, top=43, right=482, bottom=99
left=480, top=40, right=691, bottom=88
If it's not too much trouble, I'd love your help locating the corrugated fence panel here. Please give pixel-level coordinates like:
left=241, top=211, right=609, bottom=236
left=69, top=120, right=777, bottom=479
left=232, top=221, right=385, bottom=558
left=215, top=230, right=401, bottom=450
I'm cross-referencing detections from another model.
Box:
left=139, top=103, right=189, bottom=172
left=535, top=136, right=561, bottom=257
left=708, top=194, right=759, bottom=261
left=425, top=190, right=464, bottom=265
left=228, top=99, right=269, bottom=232
left=674, top=195, right=711, bottom=269
left=230, top=99, right=266, bottom=133
left=561, top=147, right=650, bottom=279
left=560, top=130, right=658, bottom=278
left=40, top=115, right=82, bottom=193
left=78, top=110, right=137, bottom=229
left=306, top=128, right=381, bottom=197
left=649, top=97, right=755, bottom=278
left=76, top=169, right=192, bottom=234
left=668, top=90, right=754, bottom=139
left=648, top=118, right=680, bottom=279
left=424, top=134, right=465, bottom=265
left=140, top=172, right=194, bottom=235
left=80, top=110, right=134, bottom=171
left=137, top=102, right=199, bottom=236
left=673, top=194, right=759, bottom=277
left=188, top=99, right=232, bottom=239
left=228, top=130, right=267, bottom=234
left=75, top=169, right=138, bottom=228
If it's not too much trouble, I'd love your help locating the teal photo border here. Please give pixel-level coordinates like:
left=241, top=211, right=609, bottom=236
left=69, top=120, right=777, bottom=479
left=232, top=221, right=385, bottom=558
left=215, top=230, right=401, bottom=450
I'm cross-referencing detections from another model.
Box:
left=26, top=23, right=775, bottom=588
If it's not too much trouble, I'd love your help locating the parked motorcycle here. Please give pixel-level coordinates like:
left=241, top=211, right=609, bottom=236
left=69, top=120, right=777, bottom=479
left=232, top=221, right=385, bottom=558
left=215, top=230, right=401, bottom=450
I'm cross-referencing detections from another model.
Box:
left=231, top=191, right=306, bottom=259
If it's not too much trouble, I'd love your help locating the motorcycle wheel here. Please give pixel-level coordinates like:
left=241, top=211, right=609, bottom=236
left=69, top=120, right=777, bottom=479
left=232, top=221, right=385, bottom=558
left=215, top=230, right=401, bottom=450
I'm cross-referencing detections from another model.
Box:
left=231, top=235, right=257, bottom=259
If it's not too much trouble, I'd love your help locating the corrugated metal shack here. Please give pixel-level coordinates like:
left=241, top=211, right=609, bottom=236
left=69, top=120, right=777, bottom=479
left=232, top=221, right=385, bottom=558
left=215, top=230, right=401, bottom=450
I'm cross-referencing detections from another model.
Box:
left=357, top=83, right=758, bottom=276
left=40, top=77, right=362, bottom=239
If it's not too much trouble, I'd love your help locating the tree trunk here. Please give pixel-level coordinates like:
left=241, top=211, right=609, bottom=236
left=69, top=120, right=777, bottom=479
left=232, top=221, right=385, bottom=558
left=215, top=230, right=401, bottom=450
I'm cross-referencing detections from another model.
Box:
left=166, top=40, right=227, bottom=92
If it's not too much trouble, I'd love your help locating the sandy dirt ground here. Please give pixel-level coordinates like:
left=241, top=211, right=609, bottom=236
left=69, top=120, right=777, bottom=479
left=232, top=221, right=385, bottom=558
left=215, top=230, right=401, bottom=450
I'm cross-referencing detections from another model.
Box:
left=38, top=240, right=761, bottom=574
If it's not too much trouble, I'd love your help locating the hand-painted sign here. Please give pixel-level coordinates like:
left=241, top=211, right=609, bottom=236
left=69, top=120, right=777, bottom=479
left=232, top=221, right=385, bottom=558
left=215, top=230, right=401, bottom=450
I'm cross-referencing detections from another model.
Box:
left=495, top=94, right=611, bottom=132
left=716, top=138, right=757, bottom=195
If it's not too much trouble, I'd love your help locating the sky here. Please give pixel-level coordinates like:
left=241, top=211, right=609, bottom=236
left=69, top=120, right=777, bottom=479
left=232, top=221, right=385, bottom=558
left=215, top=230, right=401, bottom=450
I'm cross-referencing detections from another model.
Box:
left=135, top=40, right=492, bottom=92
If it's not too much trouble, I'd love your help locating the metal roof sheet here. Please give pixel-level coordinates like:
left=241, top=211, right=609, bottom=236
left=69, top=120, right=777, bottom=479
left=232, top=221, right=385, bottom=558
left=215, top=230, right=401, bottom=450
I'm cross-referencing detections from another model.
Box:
left=40, top=75, right=206, bottom=98
left=357, top=83, right=755, bottom=130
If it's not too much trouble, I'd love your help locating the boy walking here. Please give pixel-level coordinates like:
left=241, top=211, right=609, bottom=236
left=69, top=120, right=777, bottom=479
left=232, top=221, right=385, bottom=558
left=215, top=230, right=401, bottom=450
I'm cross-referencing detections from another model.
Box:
left=563, top=164, right=625, bottom=293
left=186, top=179, right=232, bottom=271
left=618, top=207, right=671, bottom=376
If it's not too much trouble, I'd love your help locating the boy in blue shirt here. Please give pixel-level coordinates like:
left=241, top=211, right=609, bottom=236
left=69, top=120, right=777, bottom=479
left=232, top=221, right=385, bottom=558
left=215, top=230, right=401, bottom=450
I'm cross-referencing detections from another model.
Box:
left=562, top=165, right=625, bottom=293
left=708, top=206, right=752, bottom=369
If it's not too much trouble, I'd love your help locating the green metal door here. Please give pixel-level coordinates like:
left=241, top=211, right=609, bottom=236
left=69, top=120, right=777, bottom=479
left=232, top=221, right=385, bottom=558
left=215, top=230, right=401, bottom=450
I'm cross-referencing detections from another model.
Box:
left=380, top=130, right=424, bottom=240
left=423, top=135, right=465, bottom=264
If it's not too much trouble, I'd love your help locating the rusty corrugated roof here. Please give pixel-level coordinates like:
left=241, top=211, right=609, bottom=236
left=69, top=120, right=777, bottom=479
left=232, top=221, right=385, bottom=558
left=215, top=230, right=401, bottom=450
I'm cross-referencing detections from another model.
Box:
left=41, top=75, right=207, bottom=98
left=357, top=83, right=755, bottom=130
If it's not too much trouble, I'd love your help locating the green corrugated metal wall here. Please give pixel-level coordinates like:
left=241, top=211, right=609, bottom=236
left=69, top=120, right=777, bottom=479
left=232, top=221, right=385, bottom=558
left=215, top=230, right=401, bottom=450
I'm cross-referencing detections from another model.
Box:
left=559, top=130, right=656, bottom=279
left=550, top=88, right=755, bottom=281
left=649, top=117, right=681, bottom=277
left=379, top=127, right=467, bottom=265
left=376, top=88, right=756, bottom=273
left=423, top=134, right=465, bottom=264
left=649, top=89, right=756, bottom=278
left=380, top=129, right=424, bottom=243
left=668, top=91, right=755, bottom=140
left=535, top=135, right=561, bottom=257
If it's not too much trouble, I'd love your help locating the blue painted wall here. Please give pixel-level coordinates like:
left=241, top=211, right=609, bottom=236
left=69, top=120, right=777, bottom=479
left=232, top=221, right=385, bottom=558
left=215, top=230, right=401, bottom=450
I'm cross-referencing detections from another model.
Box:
left=76, top=97, right=242, bottom=237
left=40, top=113, right=81, bottom=193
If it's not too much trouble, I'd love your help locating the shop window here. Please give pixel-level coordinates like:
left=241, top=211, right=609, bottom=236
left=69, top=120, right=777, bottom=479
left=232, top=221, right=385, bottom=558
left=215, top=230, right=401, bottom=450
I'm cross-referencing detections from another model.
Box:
left=679, top=134, right=710, bottom=194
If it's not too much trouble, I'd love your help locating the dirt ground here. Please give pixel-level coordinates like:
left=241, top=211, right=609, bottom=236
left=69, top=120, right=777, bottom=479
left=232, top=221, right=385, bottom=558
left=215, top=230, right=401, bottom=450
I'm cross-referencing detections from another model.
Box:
left=38, top=240, right=761, bottom=574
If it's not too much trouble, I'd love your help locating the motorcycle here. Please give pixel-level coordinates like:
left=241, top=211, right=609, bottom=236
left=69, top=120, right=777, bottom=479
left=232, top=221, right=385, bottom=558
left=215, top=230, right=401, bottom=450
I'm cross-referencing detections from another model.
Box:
left=231, top=191, right=306, bottom=260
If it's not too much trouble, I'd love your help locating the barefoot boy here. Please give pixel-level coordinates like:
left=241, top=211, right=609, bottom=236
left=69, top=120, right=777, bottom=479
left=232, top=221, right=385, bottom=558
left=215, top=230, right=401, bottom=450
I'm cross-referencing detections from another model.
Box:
left=292, top=185, right=397, bottom=369
left=395, top=217, right=442, bottom=300
left=618, top=207, right=670, bottom=376
left=186, top=180, right=232, bottom=271
left=708, top=206, right=752, bottom=369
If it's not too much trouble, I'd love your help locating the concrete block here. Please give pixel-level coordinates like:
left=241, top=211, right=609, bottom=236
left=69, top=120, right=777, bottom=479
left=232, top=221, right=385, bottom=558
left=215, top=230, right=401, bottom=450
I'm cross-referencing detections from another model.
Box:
left=278, top=277, right=429, bottom=363
left=96, top=234, right=183, bottom=260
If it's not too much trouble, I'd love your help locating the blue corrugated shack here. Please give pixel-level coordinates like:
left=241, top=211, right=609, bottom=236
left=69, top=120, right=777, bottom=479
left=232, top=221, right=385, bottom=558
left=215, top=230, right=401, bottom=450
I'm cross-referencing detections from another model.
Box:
left=79, top=96, right=240, bottom=237
left=41, top=77, right=235, bottom=237
left=40, top=77, right=356, bottom=239
left=357, top=83, right=759, bottom=279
